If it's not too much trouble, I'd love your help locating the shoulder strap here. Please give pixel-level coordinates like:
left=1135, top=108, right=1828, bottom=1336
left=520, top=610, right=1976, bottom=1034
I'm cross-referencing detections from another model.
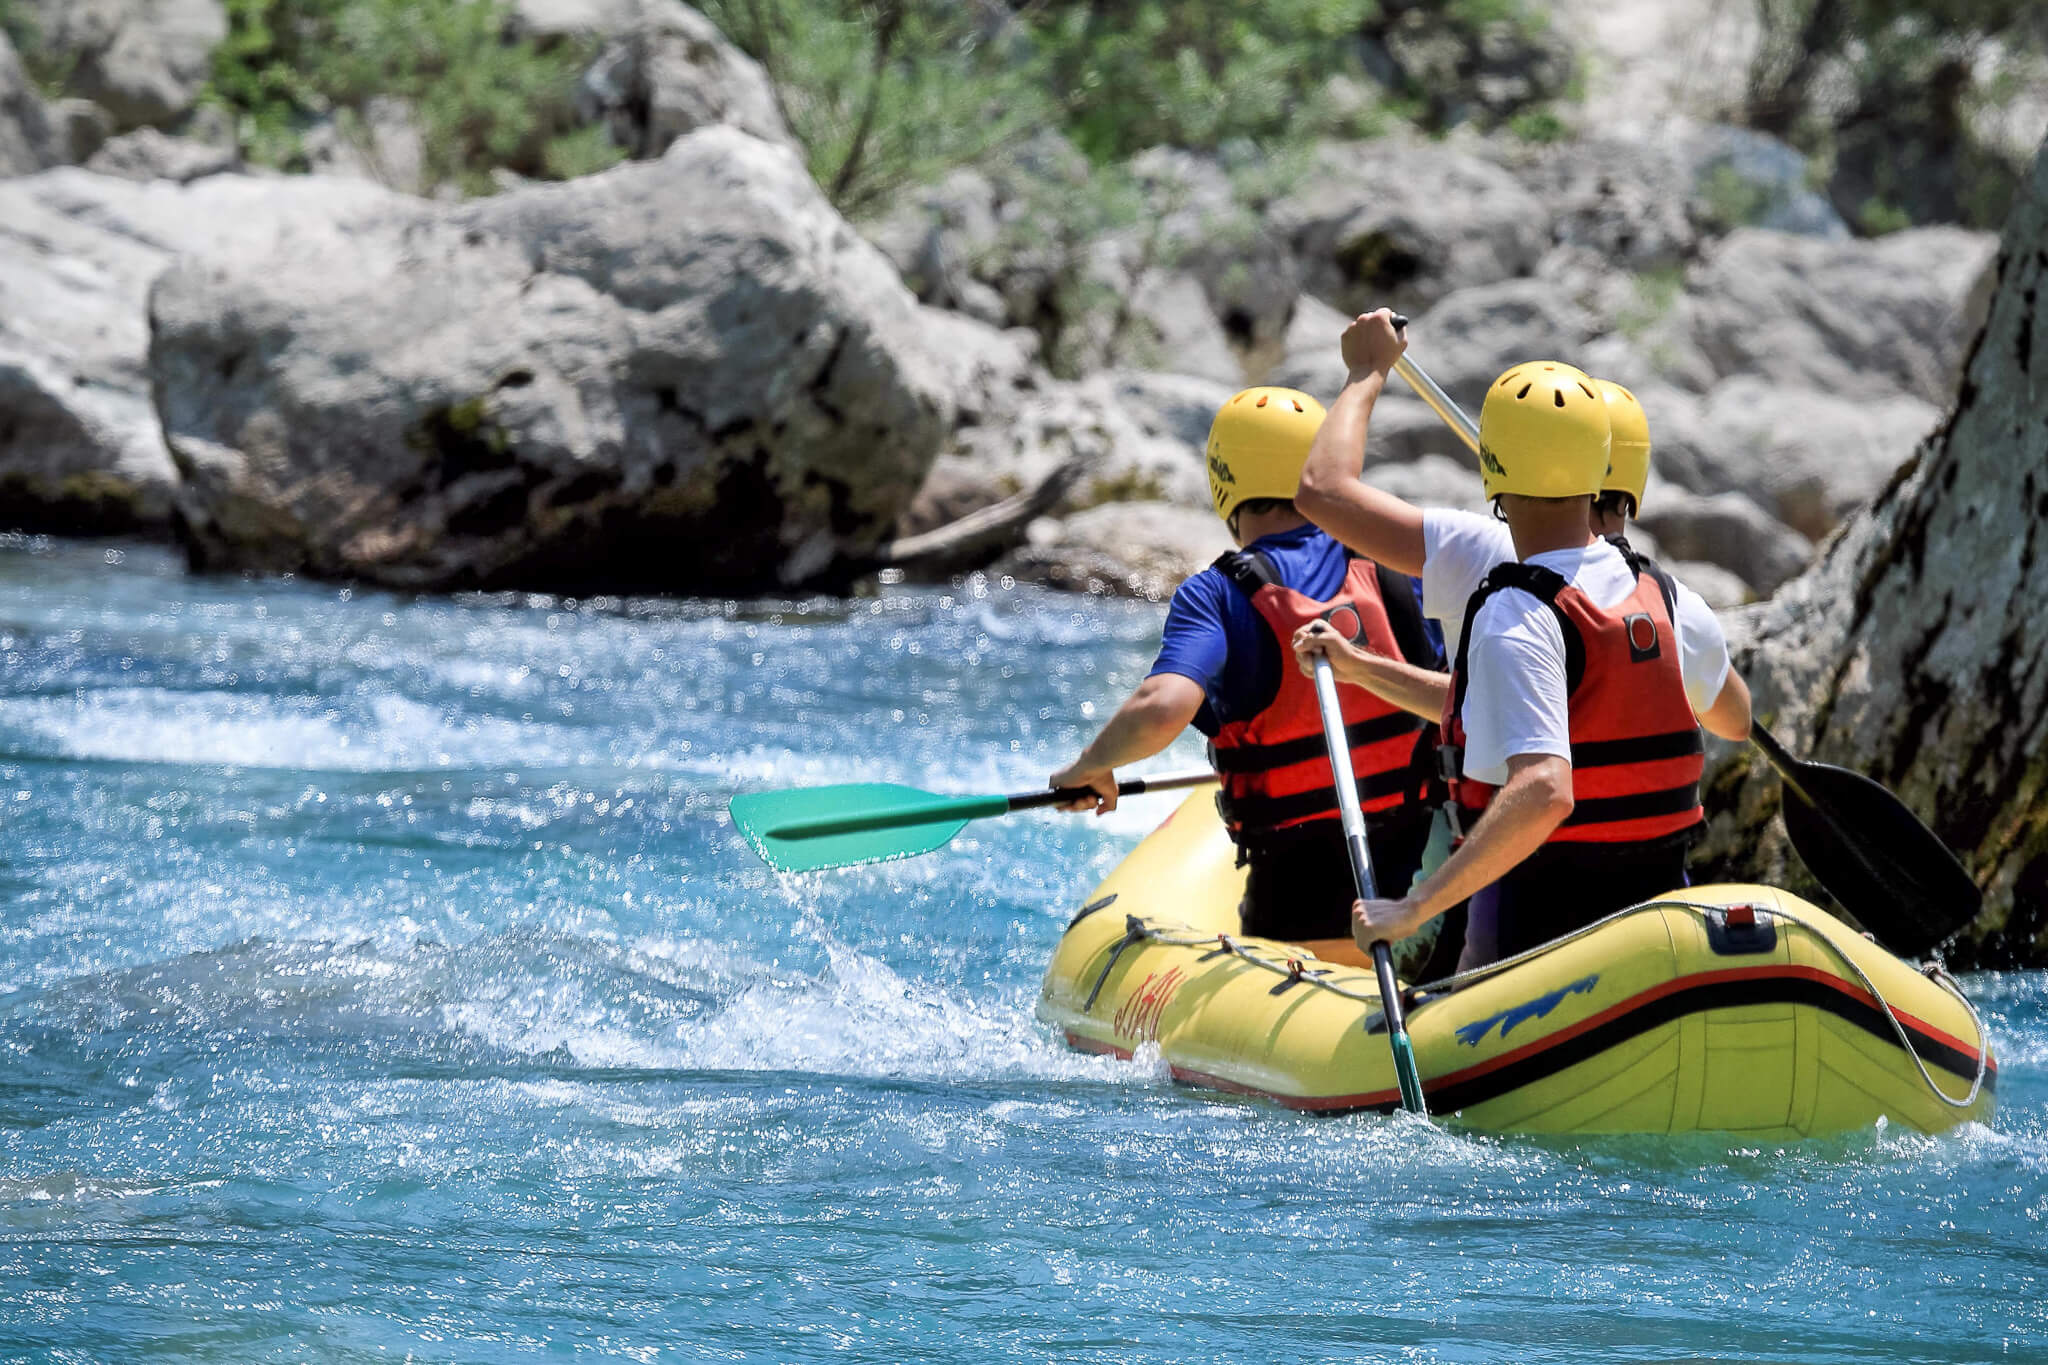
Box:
left=1450, top=560, right=1585, bottom=718
left=1210, top=549, right=1278, bottom=600
left=1373, top=562, right=1442, bottom=670
left=1608, top=534, right=1681, bottom=622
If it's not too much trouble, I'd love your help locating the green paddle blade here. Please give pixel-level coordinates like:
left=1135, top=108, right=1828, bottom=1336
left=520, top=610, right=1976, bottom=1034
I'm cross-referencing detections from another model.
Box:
left=729, top=782, right=1008, bottom=873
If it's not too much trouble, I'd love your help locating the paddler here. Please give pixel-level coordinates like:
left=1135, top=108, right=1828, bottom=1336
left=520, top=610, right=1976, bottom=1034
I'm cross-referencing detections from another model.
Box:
left=1293, top=312, right=1751, bottom=967
left=1048, top=386, right=1450, bottom=967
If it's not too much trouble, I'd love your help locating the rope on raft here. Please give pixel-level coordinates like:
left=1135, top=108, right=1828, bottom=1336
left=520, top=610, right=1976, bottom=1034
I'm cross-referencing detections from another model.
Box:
left=1084, top=897, right=1991, bottom=1111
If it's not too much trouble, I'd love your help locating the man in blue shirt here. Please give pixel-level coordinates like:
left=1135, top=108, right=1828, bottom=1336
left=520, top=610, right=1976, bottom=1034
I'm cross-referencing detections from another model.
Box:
left=1050, top=387, right=1448, bottom=957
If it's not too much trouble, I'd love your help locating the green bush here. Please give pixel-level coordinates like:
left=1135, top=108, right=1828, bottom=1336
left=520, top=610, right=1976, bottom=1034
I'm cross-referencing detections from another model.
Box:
left=206, top=0, right=615, bottom=194
left=699, top=0, right=1052, bottom=219
left=1033, top=0, right=1382, bottom=162
left=1743, top=0, right=2048, bottom=230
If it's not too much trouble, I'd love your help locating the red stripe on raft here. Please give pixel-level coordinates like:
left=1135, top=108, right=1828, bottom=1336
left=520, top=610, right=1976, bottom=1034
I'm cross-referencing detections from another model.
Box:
left=1168, top=1064, right=1400, bottom=1113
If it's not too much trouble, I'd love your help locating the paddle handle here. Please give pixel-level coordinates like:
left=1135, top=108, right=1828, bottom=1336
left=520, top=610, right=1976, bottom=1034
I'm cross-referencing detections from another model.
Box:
left=1015, top=769, right=1218, bottom=814
left=1314, top=656, right=1427, bottom=1115
left=1749, top=722, right=1814, bottom=806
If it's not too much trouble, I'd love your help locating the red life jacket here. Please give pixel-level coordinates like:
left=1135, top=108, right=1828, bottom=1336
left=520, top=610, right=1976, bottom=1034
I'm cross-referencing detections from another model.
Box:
left=1438, top=542, right=1704, bottom=845
left=1209, top=549, right=1436, bottom=843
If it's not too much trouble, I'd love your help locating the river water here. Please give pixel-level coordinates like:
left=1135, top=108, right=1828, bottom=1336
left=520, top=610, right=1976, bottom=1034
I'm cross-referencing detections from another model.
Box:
left=0, top=536, right=2042, bottom=1363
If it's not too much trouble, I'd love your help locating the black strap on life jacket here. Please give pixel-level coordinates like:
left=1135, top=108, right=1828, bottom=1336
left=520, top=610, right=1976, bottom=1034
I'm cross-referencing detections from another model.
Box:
left=1210, top=548, right=1440, bottom=671
left=1448, top=560, right=1585, bottom=723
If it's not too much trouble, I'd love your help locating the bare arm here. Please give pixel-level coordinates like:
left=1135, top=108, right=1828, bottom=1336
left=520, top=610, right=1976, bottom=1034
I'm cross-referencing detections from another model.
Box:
left=1294, top=310, right=1427, bottom=577
left=1353, top=753, right=1574, bottom=945
left=1048, top=672, right=1206, bottom=814
left=1292, top=619, right=1449, bottom=720
left=1698, top=667, right=1752, bottom=742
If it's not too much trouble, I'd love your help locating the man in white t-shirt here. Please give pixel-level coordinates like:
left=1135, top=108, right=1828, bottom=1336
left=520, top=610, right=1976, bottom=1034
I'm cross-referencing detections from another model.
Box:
left=1294, top=314, right=1751, bottom=967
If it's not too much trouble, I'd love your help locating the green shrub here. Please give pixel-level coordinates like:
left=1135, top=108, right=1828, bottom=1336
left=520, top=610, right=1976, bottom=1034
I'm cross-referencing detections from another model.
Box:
left=1035, top=0, right=1379, bottom=162
left=699, top=1, right=1052, bottom=219
left=1743, top=0, right=2048, bottom=230
left=206, top=0, right=608, bottom=194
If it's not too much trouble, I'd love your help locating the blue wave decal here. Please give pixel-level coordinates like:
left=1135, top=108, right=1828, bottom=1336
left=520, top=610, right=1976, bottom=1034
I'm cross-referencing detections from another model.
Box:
left=1455, top=974, right=1600, bottom=1047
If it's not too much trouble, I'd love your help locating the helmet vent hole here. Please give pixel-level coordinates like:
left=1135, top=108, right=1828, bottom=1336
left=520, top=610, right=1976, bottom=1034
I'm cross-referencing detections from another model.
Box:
left=1553, top=390, right=1566, bottom=408
left=1256, top=394, right=1269, bottom=408
left=1497, top=373, right=1518, bottom=388
left=1516, top=383, right=1532, bottom=399
left=1577, top=382, right=1596, bottom=399
left=1290, top=399, right=1302, bottom=412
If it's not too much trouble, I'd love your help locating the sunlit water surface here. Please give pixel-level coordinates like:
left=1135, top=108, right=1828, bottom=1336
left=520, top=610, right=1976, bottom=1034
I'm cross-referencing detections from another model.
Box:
left=0, top=538, right=2042, bottom=1363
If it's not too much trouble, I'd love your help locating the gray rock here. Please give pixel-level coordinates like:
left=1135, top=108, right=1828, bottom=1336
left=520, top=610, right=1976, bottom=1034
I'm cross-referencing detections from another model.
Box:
left=1407, top=278, right=1602, bottom=410
left=1685, top=124, right=1847, bottom=238
left=1367, top=454, right=1488, bottom=513
left=1275, top=138, right=1550, bottom=317
left=1694, top=136, right=2048, bottom=966
left=1, top=31, right=57, bottom=178
left=47, top=99, right=115, bottom=166
left=1693, top=377, right=1941, bottom=540
left=1633, top=484, right=1813, bottom=595
left=1266, top=294, right=1355, bottom=401
left=997, top=501, right=1231, bottom=600
left=1680, top=226, right=1999, bottom=404
left=301, top=97, right=426, bottom=195
left=85, top=126, right=238, bottom=183
left=1511, top=132, right=1698, bottom=271
left=1663, top=557, right=1750, bottom=610
left=1126, top=147, right=1300, bottom=361
left=23, top=0, right=226, bottom=131
left=0, top=168, right=405, bottom=535
left=151, top=128, right=955, bottom=594
left=944, top=369, right=1233, bottom=518
left=573, top=0, right=794, bottom=159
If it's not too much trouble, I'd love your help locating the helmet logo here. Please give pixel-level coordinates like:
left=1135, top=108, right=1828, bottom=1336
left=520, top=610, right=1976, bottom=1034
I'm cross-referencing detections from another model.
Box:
left=1208, top=453, right=1235, bottom=486
left=1479, top=444, right=1507, bottom=478
left=1321, top=603, right=1365, bottom=644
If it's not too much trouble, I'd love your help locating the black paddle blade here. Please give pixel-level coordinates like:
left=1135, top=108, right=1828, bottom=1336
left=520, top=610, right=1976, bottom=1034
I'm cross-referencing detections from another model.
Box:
left=1775, top=758, right=1982, bottom=958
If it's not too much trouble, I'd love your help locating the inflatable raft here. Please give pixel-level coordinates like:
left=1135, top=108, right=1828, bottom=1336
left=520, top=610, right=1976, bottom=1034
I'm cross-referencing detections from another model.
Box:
left=1037, top=792, right=1995, bottom=1135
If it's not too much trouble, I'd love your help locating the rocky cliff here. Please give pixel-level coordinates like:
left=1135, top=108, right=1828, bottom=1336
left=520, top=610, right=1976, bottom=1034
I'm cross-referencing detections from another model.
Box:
left=1695, top=139, right=2048, bottom=966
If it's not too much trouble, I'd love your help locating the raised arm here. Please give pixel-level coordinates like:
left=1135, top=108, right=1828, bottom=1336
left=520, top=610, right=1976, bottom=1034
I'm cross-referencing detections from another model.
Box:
left=1294, top=309, right=1427, bottom=577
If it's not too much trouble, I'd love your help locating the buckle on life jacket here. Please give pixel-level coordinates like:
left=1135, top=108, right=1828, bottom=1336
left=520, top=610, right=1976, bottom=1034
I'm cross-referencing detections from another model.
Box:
left=1435, top=742, right=1463, bottom=784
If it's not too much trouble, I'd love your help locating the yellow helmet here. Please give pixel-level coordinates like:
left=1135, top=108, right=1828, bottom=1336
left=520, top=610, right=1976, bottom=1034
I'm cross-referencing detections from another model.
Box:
left=1595, top=379, right=1650, bottom=514
left=1205, top=386, right=1327, bottom=526
left=1477, top=361, right=1611, bottom=502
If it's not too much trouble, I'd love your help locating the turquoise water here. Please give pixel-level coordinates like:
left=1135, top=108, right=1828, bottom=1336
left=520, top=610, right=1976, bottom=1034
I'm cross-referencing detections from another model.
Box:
left=1, top=536, right=2043, bottom=1363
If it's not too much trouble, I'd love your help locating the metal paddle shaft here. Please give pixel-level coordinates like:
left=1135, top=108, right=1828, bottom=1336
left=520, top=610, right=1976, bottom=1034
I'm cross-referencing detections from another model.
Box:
left=730, top=770, right=1217, bottom=873
left=1312, top=656, right=1428, bottom=1115
left=1394, top=354, right=1480, bottom=455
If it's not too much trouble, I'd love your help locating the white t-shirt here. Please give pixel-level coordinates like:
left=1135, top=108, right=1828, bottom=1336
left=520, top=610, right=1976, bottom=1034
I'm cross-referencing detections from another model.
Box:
left=1438, top=533, right=1731, bottom=786
left=1421, top=508, right=1730, bottom=714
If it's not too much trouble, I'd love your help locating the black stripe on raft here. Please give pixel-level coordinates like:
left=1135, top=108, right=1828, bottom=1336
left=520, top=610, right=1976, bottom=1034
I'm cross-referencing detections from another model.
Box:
left=1570, top=729, right=1704, bottom=768
left=1559, top=782, right=1701, bottom=827
left=1416, top=973, right=1994, bottom=1117
left=1210, top=713, right=1426, bottom=774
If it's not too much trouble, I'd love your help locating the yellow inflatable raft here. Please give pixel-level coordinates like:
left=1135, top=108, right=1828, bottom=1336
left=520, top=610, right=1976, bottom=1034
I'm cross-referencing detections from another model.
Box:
left=1037, top=792, right=1995, bottom=1136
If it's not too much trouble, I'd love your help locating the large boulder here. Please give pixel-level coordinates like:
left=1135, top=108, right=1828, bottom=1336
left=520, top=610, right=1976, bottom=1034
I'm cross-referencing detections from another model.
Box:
left=1679, top=226, right=1998, bottom=404
left=84, top=126, right=238, bottom=183
left=1, top=31, right=59, bottom=178
left=569, top=0, right=794, bottom=159
left=152, top=127, right=955, bottom=593
left=22, top=0, right=225, bottom=131
left=1632, top=484, right=1812, bottom=595
left=0, top=168, right=403, bottom=535
left=996, top=501, right=1230, bottom=601
left=1408, top=278, right=1603, bottom=409
left=1694, top=137, right=2048, bottom=967
left=1274, top=139, right=1550, bottom=318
